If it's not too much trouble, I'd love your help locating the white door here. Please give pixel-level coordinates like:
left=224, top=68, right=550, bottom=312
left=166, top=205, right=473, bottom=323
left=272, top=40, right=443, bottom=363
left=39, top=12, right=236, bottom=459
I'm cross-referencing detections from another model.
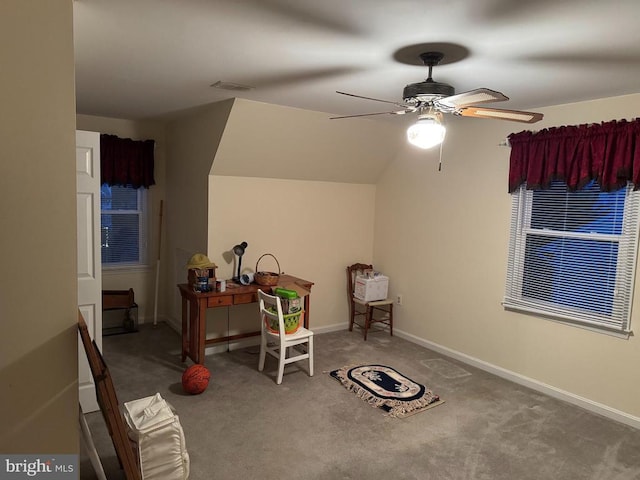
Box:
left=77, top=130, right=102, bottom=412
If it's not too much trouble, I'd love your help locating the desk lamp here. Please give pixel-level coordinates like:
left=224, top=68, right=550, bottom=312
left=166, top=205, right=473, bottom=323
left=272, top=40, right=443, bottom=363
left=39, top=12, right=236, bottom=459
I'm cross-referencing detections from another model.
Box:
left=232, top=241, right=248, bottom=282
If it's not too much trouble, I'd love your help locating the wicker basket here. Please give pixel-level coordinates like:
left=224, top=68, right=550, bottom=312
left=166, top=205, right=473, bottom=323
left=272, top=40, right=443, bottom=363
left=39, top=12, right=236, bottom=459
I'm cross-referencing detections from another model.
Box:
left=266, top=309, right=304, bottom=334
left=254, top=253, right=281, bottom=286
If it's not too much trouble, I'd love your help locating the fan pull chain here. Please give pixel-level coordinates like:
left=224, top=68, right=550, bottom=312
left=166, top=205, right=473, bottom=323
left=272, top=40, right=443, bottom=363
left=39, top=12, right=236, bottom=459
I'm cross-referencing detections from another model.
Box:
left=438, top=141, right=444, bottom=171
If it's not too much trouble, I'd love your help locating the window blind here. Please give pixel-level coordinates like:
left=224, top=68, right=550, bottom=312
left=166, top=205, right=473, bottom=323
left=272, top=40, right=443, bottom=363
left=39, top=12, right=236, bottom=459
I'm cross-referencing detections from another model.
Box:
left=101, top=184, right=147, bottom=266
left=504, top=180, right=640, bottom=334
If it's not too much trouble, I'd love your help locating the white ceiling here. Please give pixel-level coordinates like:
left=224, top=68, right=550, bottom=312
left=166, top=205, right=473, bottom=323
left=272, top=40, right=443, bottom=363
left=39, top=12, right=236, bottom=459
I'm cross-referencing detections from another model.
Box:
left=74, top=0, right=640, bottom=122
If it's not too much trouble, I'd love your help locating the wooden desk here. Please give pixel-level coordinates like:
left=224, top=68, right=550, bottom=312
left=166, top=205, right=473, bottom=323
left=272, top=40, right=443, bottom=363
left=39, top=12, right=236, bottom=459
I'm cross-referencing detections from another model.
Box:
left=178, top=274, right=313, bottom=365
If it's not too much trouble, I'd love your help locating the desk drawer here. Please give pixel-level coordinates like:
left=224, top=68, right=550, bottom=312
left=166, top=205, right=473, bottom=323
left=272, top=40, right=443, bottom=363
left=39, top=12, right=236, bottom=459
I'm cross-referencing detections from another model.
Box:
left=234, top=293, right=257, bottom=305
left=208, top=295, right=233, bottom=307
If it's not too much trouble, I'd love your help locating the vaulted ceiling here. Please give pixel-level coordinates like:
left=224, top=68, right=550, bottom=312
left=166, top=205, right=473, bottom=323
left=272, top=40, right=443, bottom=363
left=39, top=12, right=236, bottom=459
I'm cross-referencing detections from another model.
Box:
left=74, top=0, right=640, bottom=122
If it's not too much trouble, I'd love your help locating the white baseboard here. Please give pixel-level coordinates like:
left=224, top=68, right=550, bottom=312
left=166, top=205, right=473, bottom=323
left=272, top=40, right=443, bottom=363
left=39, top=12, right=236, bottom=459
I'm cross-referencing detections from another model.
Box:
left=394, top=328, right=640, bottom=430
left=164, top=316, right=181, bottom=333
left=163, top=316, right=348, bottom=345
left=310, top=322, right=350, bottom=334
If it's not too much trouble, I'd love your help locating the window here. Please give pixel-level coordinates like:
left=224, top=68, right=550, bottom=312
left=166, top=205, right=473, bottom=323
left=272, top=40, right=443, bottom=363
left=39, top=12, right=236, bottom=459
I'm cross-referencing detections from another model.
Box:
left=504, top=180, right=640, bottom=335
left=101, top=184, right=148, bottom=267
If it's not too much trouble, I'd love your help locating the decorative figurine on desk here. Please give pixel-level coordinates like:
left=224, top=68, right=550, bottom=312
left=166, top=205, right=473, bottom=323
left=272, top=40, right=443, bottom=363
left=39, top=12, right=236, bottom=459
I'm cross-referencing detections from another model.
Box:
left=187, top=253, right=217, bottom=292
left=232, top=241, right=248, bottom=282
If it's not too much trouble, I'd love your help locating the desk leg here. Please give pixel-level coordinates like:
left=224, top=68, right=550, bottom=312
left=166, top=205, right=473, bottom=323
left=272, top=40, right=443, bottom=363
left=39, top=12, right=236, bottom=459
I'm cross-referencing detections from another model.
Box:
left=304, top=295, right=311, bottom=329
left=188, top=298, right=199, bottom=364
left=181, top=296, right=188, bottom=362
left=197, top=298, right=207, bottom=364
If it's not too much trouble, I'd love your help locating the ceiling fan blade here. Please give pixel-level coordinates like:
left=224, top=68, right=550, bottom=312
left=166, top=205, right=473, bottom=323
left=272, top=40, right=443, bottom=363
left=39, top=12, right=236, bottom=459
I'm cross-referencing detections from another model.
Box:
left=336, top=91, right=409, bottom=109
left=330, top=110, right=410, bottom=119
left=438, top=88, right=509, bottom=108
left=458, top=106, right=543, bottom=123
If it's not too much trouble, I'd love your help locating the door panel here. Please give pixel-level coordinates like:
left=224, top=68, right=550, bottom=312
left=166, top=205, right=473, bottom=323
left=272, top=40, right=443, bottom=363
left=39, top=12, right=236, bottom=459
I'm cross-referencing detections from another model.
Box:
left=77, top=130, right=102, bottom=412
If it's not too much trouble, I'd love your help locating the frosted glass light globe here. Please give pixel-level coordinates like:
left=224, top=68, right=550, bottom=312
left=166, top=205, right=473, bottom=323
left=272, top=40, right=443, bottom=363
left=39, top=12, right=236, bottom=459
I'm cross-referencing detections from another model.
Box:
left=406, top=116, right=446, bottom=149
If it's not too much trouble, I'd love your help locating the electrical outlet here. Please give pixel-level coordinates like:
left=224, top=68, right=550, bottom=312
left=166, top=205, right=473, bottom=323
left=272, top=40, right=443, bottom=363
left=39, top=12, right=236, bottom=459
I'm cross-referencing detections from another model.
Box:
left=396, top=294, right=403, bottom=305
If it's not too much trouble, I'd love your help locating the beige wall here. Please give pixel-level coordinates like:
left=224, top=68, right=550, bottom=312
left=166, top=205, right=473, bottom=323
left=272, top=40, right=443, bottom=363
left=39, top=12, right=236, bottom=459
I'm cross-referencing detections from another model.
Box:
left=0, top=1, right=78, bottom=452
left=205, top=175, right=376, bottom=336
left=165, top=100, right=235, bottom=322
left=213, top=98, right=403, bottom=183
left=76, top=114, right=167, bottom=322
left=375, top=94, right=640, bottom=419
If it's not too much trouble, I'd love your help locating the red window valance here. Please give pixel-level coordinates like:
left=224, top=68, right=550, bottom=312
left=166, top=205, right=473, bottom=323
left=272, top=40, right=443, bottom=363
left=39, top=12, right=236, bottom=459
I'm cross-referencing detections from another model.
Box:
left=508, top=118, right=640, bottom=193
left=100, top=134, right=155, bottom=189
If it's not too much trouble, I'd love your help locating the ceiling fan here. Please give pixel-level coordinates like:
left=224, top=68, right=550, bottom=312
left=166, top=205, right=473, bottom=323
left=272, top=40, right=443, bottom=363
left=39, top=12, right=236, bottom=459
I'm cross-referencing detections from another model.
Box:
left=331, top=51, right=544, bottom=149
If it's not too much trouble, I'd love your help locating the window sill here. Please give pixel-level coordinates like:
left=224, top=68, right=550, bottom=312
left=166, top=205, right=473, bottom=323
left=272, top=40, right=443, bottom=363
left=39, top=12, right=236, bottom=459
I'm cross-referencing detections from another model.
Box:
left=102, top=264, right=153, bottom=275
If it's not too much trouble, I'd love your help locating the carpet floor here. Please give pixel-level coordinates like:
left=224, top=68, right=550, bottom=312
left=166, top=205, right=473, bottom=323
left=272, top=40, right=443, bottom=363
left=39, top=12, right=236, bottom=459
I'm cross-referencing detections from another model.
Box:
left=80, top=323, right=640, bottom=479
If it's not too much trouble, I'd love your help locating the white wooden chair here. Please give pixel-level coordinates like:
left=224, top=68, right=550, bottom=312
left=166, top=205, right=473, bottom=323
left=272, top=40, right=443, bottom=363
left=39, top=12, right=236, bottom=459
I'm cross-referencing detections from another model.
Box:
left=257, top=290, right=314, bottom=384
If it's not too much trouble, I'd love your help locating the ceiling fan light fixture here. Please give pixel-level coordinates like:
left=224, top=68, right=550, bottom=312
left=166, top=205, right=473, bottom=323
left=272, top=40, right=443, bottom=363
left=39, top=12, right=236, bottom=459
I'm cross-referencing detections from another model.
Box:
left=407, top=114, right=446, bottom=149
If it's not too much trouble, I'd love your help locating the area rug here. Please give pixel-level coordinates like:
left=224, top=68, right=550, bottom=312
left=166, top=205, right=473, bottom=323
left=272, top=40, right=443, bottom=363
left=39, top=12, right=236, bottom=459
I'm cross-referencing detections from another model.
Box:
left=329, top=364, right=444, bottom=418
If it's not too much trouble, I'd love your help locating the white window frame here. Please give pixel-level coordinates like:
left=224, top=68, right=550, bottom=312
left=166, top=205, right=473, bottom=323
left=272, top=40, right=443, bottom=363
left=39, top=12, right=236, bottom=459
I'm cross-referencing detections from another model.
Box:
left=504, top=181, right=640, bottom=337
left=100, top=185, right=149, bottom=270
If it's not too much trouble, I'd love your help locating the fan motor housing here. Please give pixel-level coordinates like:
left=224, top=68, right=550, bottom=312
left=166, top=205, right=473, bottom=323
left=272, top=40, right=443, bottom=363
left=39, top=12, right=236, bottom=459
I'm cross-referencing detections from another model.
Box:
left=403, top=80, right=455, bottom=102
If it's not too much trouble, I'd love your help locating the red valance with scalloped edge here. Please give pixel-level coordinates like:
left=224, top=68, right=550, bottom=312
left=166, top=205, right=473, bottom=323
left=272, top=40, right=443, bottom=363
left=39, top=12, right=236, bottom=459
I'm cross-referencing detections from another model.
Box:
left=508, top=118, right=640, bottom=193
left=100, top=134, right=155, bottom=188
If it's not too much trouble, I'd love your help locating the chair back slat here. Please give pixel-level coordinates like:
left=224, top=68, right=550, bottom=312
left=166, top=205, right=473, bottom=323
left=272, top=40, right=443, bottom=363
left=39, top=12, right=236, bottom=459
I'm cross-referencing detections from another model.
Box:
left=258, top=289, right=286, bottom=335
left=346, top=263, right=373, bottom=298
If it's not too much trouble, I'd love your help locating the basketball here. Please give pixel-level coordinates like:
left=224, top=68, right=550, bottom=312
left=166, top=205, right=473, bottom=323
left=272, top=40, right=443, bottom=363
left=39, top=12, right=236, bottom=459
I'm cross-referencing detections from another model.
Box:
left=182, top=364, right=210, bottom=394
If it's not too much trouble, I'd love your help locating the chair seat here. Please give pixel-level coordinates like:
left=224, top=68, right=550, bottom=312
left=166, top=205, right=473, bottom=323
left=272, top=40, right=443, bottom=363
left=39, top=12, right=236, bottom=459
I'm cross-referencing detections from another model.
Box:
left=353, top=297, right=394, bottom=307
left=265, top=326, right=313, bottom=343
